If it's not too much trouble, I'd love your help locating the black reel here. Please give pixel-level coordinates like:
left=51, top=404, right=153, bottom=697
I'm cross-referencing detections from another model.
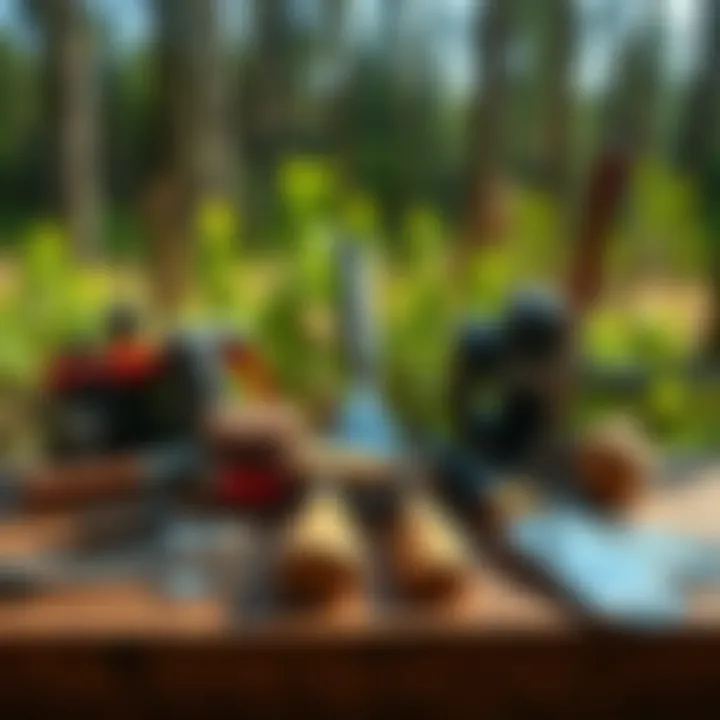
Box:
left=149, top=328, right=233, bottom=443
left=503, top=286, right=571, bottom=366
left=449, top=289, right=572, bottom=472
left=44, top=323, right=230, bottom=459
left=449, top=319, right=506, bottom=447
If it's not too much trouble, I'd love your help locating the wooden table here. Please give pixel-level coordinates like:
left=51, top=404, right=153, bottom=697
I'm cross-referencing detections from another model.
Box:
left=0, top=515, right=564, bottom=639
left=1, top=465, right=720, bottom=714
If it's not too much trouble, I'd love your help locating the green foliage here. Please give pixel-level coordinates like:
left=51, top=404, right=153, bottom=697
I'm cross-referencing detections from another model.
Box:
left=195, top=197, right=243, bottom=318
left=625, top=161, right=707, bottom=278
left=0, top=302, right=36, bottom=389
left=19, top=222, right=75, bottom=350
left=511, top=189, right=563, bottom=279
left=278, top=155, right=338, bottom=235
left=341, top=192, right=381, bottom=240
left=465, top=245, right=517, bottom=313
left=0, top=158, right=717, bottom=451
left=385, top=205, right=452, bottom=430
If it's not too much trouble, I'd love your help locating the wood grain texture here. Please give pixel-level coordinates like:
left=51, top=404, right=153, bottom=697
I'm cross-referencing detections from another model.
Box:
left=0, top=582, right=227, bottom=639
left=0, top=467, right=719, bottom=713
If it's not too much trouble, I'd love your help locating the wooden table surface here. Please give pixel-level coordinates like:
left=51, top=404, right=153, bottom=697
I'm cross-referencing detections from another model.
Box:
left=2, top=464, right=720, bottom=638
left=0, top=516, right=565, bottom=639
left=1, top=465, right=720, bottom=713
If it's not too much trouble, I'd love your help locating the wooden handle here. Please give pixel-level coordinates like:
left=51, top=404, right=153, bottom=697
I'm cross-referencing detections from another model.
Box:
left=389, top=493, right=475, bottom=604
left=20, top=457, right=145, bottom=514
left=277, top=488, right=367, bottom=605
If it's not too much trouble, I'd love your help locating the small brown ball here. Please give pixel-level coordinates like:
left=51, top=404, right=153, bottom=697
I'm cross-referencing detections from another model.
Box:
left=574, top=416, right=656, bottom=511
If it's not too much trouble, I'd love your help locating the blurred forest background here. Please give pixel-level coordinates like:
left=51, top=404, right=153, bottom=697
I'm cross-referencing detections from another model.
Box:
left=0, top=0, right=719, bottom=451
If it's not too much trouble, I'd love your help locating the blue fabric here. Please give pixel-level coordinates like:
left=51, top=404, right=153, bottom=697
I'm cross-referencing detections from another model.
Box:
left=509, top=504, right=720, bottom=626
left=332, top=384, right=403, bottom=459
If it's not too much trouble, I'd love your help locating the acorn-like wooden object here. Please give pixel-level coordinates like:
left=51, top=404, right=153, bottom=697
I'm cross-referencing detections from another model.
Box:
left=389, top=492, right=475, bottom=604
left=277, top=487, right=368, bottom=605
left=574, top=416, right=656, bottom=510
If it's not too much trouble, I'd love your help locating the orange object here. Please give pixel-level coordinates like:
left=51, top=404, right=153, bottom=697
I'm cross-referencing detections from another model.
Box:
left=104, top=340, right=162, bottom=385
left=222, top=343, right=277, bottom=400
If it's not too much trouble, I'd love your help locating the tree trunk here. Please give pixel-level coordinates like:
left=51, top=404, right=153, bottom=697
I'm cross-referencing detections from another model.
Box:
left=677, top=0, right=720, bottom=177
left=678, top=0, right=720, bottom=361
left=143, top=0, right=197, bottom=322
left=321, top=0, right=352, bottom=186
left=143, top=0, right=234, bottom=321
left=188, top=0, right=234, bottom=203
left=601, top=4, right=664, bottom=284
left=463, top=0, right=514, bottom=247
left=604, top=8, right=663, bottom=157
left=37, top=0, right=101, bottom=261
left=703, top=1, right=720, bottom=362
left=244, top=0, right=296, bottom=233
left=382, top=0, right=405, bottom=70
left=543, top=0, right=575, bottom=197
left=707, top=260, right=720, bottom=358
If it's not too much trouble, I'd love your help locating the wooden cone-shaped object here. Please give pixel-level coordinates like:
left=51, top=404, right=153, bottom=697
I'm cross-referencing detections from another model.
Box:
left=390, top=492, right=475, bottom=604
left=277, top=486, right=367, bottom=606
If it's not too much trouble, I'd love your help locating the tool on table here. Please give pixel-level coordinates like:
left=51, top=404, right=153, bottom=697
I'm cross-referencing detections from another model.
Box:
left=0, top=296, right=398, bottom=607
left=2, top=306, right=402, bottom=525
left=441, top=144, right=720, bottom=626
left=43, top=303, right=277, bottom=456
left=31, top=298, right=305, bottom=517
left=0, top=405, right=397, bottom=521
left=335, top=238, right=475, bottom=606
left=277, top=238, right=475, bottom=609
